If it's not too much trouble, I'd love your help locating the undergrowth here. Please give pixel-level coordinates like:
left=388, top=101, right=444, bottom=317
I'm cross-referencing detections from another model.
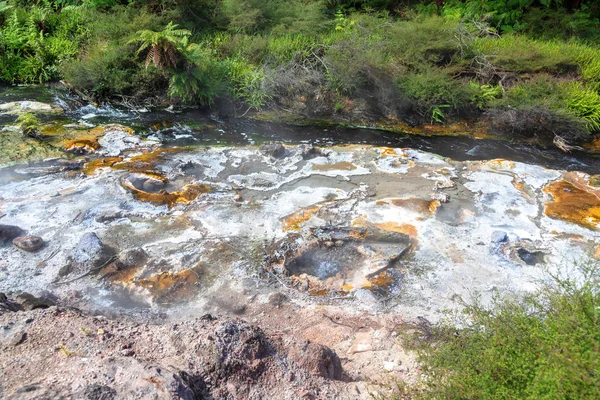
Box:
left=400, top=263, right=600, bottom=399
left=1, top=0, right=600, bottom=144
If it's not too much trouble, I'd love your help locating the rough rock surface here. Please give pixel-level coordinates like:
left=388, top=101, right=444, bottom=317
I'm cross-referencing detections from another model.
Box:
left=59, top=232, right=115, bottom=278
left=0, top=304, right=345, bottom=399
left=260, top=143, right=287, bottom=158
left=0, top=101, right=64, bottom=115
left=12, top=235, right=44, bottom=252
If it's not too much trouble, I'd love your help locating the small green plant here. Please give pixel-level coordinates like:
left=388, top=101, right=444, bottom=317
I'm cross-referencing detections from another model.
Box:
left=469, top=82, right=502, bottom=109
left=15, top=113, right=42, bottom=138
left=430, top=104, right=450, bottom=123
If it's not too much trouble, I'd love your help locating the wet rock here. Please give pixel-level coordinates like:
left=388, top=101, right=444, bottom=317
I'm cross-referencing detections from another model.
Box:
left=0, top=225, right=26, bottom=245
left=142, top=177, right=167, bottom=193
left=0, top=101, right=64, bottom=115
left=97, top=125, right=145, bottom=157
left=491, top=231, right=509, bottom=244
left=15, top=292, right=57, bottom=310
left=517, top=248, right=545, bottom=265
left=287, top=340, right=343, bottom=380
left=260, top=143, right=286, bottom=158
left=59, top=232, right=115, bottom=277
left=0, top=293, right=21, bottom=314
left=119, top=248, right=149, bottom=268
left=95, top=210, right=128, bottom=223
left=12, top=236, right=44, bottom=252
left=299, top=144, right=322, bottom=160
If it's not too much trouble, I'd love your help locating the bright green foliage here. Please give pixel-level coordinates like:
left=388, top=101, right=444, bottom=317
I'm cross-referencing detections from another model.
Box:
left=469, top=82, right=502, bottom=109
left=167, top=41, right=225, bottom=105
left=490, top=78, right=600, bottom=134
left=404, top=264, right=600, bottom=399
left=15, top=112, right=42, bottom=137
left=566, top=84, right=600, bottom=132
left=0, top=3, right=88, bottom=83
left=473, top=35, right=579, bottom=74
left=128, top=22, right=191, bottom=72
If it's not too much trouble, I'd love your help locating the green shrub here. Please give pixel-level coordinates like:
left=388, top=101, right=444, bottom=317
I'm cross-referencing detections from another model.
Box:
left=395, top=69, right=475, bottom=115
left=403, top=263, right=600, bottom=399
left=15, top=112, right=42, bottom=137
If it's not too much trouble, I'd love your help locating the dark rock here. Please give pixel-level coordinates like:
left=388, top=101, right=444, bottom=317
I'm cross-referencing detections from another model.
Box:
left=0, top=293, right=21, bottom=313
left=517, top=248, right=545, bottom=265
left=260, top=143, right=286, bottom=158
left=12, top=235, right=44, bottom=252
left=491, top=231, right=508, bottom=244
left=287, top=340, right=343, bottom=380
left=0, top=225, right=26, bottom=245
left=59, top=232, right=115, bottom=277
left=95, top=210, right=127, bottom=223
left=15, top=292, right=57, bottom=310
left=119, top=248, right=148, bottom=268
left=299, top=144, right=322, bottom=160
left=83, top=384, right=117, bottom=400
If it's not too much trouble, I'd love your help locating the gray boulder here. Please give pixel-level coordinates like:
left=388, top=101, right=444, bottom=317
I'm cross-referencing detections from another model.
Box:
left=59, top=232, right=115, bottom=277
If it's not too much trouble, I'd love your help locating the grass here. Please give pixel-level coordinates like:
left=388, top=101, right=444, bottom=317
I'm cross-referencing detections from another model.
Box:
left=401, top=263, right=600, bottom=399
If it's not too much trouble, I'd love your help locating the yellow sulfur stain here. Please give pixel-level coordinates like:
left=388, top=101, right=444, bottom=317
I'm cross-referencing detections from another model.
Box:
left=362, top=271, right=394, bottom=289
left=542, top=180, right=600, bottom=230
left=121, top=179, right=211, bottom=208
left=380, top=147, right=400, bottom=158
left=82, top=157, right=123, bottom=175
left=137, top=269, right=201, bottom=303
left=281, top=205, right=322, bottom=231
left=594, top=245, right=600, bottom=259
left=373, top=222, right=418, bottom=247
left=312, top=161, right=357, bottom=171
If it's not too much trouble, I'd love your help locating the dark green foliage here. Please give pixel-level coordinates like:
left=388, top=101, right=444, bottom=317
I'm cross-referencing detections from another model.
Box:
left=403, top=264, right=600, bottom=399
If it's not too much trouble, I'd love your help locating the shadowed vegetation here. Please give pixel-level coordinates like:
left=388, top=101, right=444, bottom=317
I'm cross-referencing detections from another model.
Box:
left=1, top=0, right=600, bottom=146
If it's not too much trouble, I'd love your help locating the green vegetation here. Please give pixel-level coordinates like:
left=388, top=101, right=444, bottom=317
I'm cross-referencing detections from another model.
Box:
left=15, top=112, right=42, bottom=138
left=1, top=0, right=600, bottom=146
left=401, top=263, right=600, bottom=399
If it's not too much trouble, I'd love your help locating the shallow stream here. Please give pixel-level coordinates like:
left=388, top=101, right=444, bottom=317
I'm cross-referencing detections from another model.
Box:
left=1, top=85, right=600, bottom=320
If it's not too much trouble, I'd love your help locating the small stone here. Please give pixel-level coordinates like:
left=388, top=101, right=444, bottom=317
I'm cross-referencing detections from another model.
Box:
left=491, top=231, right=508, bottom=244
left=120, top=348, right=135, bottom=357
left=12, top=235, right=44, bottom=252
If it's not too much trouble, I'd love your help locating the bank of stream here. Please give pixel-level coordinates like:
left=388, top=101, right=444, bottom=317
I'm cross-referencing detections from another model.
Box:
left=2, top=85, right=600, bottom=398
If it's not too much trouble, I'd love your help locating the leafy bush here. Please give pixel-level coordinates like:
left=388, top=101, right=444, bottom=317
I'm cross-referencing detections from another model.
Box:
left=403, top=263, right=600, bottom=399
left=395, top=69, right=475, bottom=115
